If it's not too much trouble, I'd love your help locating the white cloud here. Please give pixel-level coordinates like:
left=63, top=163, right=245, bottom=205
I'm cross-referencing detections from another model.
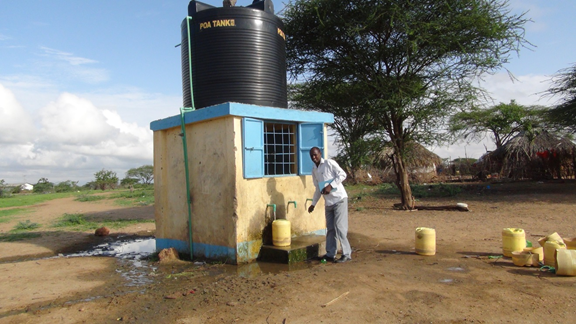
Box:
left=0, top=33, right=11, bottom=41
left=477, top=72, right=552, bottom=106
left=38, top=93, right=116, bottom=145
left=40, top=46, right=98, bottom=66
left=35, top=46, right=110, bottom=84
left=0, top=84, right=36, bottom=144
left=0, top=85, right=153, bottom=184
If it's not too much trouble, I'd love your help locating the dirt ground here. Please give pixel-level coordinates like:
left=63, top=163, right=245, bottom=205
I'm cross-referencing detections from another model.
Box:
left=1, top=181, right=576, bottom=324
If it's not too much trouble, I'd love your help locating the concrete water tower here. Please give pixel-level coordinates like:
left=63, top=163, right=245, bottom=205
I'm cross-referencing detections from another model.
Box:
left=150, top=0, right=334, bottom=264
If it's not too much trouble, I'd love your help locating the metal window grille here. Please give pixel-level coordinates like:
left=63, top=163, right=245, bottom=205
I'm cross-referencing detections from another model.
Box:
left=264, top=122, right=296, bottom=175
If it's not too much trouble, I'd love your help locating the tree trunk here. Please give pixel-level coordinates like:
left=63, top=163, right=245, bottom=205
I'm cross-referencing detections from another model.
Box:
left=390, top=151, right=414, bottom=210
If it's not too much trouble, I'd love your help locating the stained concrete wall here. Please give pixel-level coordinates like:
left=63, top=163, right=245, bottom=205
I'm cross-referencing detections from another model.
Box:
left=231, top=117, right=328, bottom=262
left=152, top=103, right=334, bottom=263
left=154, top=117, right=238, bottom=260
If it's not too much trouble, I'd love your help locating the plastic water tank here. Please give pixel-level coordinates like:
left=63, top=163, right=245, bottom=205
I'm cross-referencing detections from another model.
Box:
left=181, top=0, right=287, bottom=109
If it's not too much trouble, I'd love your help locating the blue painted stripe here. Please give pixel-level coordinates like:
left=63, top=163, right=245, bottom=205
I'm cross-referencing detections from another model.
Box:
left=194, top=243, right=237, bottom=262
left=156, top=238, right=190, bottom=252
left=156, top=238, right=237, bottom=262
left=310, top=228, right=327, bottom=236
left=150, top=102, right=334, bottom=131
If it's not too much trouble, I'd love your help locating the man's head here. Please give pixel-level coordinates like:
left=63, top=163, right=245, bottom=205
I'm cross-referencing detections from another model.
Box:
left=309, top=147, right=322, bottom=166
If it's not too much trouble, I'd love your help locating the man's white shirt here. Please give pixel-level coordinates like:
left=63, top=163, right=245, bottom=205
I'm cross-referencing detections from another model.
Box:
left=311, top=158, right=348, bottom=207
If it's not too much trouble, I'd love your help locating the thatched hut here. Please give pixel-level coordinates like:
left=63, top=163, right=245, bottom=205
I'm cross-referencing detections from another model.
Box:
left=373, top=142, right=443, bottom=183
left=480, top=131, right=576, bottom=180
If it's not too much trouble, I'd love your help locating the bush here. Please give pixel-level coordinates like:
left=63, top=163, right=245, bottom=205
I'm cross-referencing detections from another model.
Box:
left=54, top=180, right=79, bottom=193
left=12, top=220, right=41, bottom=231
left=33, top=178, right=54, bottom=193
left=54, top=213, right=86, bottom=227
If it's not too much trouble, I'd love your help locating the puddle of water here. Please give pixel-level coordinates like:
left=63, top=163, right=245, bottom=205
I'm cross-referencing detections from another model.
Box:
left=64, top=238, right=156, bottom=259
left=439, top=279, right=454, bottom=283
left=61, top=238, right=157, bottom=287
left=446, top=267, right=465, bottom=272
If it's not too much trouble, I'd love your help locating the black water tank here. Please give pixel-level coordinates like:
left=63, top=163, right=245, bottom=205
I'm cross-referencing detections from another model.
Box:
left=181, top=0, right=287, bottom=109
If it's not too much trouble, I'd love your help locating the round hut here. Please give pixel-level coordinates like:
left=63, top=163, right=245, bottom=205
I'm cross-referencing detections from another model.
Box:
left=480, top=131, right=576, bottom=180
left=374, top=142, right=443, bottom=183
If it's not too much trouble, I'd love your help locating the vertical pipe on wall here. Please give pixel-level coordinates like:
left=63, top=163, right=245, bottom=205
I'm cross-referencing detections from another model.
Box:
left=180, top=16, right=196, bottom=260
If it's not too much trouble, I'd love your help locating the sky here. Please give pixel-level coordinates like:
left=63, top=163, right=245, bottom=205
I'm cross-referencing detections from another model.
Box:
left=1, top=0, right=575, bottom=185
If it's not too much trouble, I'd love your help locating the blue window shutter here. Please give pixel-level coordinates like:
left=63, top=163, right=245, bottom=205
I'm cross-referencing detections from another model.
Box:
left=298, top=123, right=324, bottom=175
left=242, top=118, right=264, bottom=178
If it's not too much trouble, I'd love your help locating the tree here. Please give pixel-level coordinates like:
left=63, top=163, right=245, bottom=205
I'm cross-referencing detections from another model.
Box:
left=0, top=179, right=5, bottom=197
left=120, top=177, right=139, bottom=187
left=545, top=63, right=576, bottom=133
left=284, top=0, right=530, bottom=209
left=54, top=180, right=79, bottom=193
left=450, top=100, right=546, bottom=149
left=125, top=165, right=154, bottom=185
left=33, top=178, right=54, bottom=193
left=94, top=169, right=119, bottom=190
left=289, top=83, right=382, bottom=182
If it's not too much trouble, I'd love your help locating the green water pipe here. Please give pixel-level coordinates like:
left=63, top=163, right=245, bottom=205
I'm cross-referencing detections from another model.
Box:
left=180, top=16, right=196, bottom=260
left=287, top=201, right=297, bottom=213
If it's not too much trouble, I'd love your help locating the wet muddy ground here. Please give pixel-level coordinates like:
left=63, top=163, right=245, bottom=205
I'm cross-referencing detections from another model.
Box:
left=1, top=181, right=576, bottom=323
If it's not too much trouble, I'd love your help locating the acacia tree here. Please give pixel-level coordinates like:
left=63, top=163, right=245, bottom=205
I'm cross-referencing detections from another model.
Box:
left=125, top=165, right=154, bottom=185
left=284, top=0, right=530, bottom=209
left=289, top=82, right=382, bottom=182
left=450, top=100, right=546, bottom=149
left=94, top=169, right=119, bottom=190
left=545, top=63, right=576, bottom=133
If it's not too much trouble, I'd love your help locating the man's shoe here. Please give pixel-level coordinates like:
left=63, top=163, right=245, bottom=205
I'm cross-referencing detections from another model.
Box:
left=334, top=255, right=352, bottom=263
left=318, top=254, right=335, bottom=262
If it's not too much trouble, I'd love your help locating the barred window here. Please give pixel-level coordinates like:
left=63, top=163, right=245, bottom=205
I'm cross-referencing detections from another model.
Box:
left=264, top=122, right=296, bottom=175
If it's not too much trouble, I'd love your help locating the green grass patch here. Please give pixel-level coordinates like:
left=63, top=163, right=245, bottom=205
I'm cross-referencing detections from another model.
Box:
left=53, top=213, right=154, bottom=231
left=0, top=208, right=30, bottom=223
left=53, top=213, right=87, bottom=228
left=12, top=220, right=41, bottom=232
left=75, top=194, right=107, bottom=202
left=110, top=189, right=154, bottom=206
left=0, top=232, right=42, bottom=242
left=0, top=192, right=79, bottom=208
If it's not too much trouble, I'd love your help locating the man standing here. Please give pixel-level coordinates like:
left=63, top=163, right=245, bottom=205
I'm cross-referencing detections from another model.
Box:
left=307, top=147, right=352, bottom=263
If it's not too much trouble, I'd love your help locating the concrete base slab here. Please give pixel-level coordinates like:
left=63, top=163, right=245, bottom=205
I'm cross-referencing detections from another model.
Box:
left=257, top=234, right=326, bottom=264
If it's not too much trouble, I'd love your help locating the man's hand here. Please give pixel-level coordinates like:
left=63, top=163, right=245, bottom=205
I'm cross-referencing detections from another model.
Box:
left=321, top=184, right=333, bottom=195
left=308, top=205, right=315, bottom=213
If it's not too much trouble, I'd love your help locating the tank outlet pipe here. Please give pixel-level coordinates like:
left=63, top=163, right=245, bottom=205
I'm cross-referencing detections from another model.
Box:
left=266, top=204, right=277, bottom=221
left=305, top=198, right=313, bottom=208
left=180, top=106, right=195, bottom=260
left=179, top=16, right=197, bottom=261
left=287, top=201, right=297, bottom=213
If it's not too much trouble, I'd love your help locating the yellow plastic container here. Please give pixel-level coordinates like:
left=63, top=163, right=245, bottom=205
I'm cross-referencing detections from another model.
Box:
left=415, top=227, right=436, bottom=256
left=544, top=240, right=566, bottom=267
left=523, top=246, right=544, bottom=262
left=502, top=228, right=526, bottom=257
left=272, top=219, right=291, bottom=247
left=556, top=249, right=576, bottom=276
left=538, top=232, right=564, bottom=247
left=563, top=237, right=576, bottom=250
left=511, top=251, right=539, bottom=267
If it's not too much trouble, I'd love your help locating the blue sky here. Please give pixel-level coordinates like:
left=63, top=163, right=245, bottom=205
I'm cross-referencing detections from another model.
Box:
left=0, top=0, right=575, bottom=184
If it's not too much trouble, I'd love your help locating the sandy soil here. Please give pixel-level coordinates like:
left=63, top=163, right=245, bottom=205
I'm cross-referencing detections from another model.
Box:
left=1, top=181, right=576, bottom=323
